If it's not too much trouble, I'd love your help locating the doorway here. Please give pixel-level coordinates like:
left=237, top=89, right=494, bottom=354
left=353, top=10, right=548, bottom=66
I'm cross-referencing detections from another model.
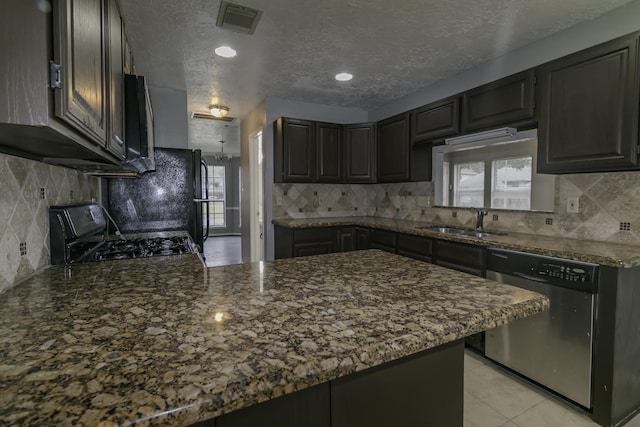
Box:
left=249, top=131, right=264, bottom=262
left=202, top=155, right=242, bottom=267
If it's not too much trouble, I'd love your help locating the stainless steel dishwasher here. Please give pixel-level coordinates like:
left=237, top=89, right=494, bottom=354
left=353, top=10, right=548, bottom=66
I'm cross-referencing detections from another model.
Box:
left=485, top=248, right=598, bottom=409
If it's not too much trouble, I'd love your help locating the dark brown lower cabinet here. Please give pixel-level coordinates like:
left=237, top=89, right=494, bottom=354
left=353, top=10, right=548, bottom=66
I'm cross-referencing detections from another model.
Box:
left=356, top=228, right=370, bottom=250
left=337, top=228, right=357, bottom=252
left=396, top=233, right=433, bottom=263
left=435, top=240, right=485, bottom=277
left=292, top=228, right=337, bottom=257
left=196, top=340, right=464, bottom=427
left=294, top=240, right=335, bottom=257
left=276, top=226, right=369, bottom=258
left=368, top=229, right=396, bottom=253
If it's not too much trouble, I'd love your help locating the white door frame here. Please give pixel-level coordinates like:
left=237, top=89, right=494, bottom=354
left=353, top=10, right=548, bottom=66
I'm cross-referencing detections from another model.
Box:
left=249, top=130, right=264, bottom=262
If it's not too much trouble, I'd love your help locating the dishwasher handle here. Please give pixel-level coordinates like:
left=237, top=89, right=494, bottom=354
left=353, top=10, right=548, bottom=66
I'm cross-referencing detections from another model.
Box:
left=512, top=271, right=550, bottom=284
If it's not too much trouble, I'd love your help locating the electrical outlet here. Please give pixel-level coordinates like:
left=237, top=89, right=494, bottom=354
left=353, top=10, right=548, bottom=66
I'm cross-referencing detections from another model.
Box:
left=567, top=197, right=579, bottom=213
left=276, top=196, right=283, bottom=206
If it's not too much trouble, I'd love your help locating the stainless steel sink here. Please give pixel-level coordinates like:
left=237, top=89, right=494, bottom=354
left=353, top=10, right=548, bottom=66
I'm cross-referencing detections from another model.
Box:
left=417, top=225, right=506, bottom=237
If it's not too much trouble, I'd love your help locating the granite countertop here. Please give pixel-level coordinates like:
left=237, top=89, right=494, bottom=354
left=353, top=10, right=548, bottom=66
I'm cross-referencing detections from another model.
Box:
left=273, top=216, right=640, bottom=268
left=0, top=251, right=548, bottom=426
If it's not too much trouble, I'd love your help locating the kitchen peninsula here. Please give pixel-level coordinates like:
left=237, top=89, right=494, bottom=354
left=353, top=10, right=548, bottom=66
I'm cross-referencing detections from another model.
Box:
left=0, top=250, right=548, bottom=426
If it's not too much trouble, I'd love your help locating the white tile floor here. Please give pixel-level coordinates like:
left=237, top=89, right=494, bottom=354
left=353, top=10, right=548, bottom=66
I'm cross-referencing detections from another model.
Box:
left=464, top=351, right=640, bottom=427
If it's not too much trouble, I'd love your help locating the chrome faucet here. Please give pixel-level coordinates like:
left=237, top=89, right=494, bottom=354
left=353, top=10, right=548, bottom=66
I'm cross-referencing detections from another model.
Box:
left=476, top=209, right=488, bottom=231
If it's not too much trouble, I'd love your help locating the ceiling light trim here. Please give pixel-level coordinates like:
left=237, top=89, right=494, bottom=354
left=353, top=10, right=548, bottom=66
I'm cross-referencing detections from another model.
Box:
left=191, top=111, right=236, bottom=122
left=215, top=46, right=237, bottom=58
left=335, top=72, right=353, bottom=82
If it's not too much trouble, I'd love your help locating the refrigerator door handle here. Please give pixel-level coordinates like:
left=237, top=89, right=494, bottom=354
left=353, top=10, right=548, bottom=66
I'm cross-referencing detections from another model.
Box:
left=201, top=160, right=210, bottom=241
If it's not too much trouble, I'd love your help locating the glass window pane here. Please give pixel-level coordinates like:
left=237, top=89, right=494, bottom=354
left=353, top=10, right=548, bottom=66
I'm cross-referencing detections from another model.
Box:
left=453, top=162, right=484, bottom=207
left=491, top=157, right=532, bottom=210
left=205, top=165, right=226, bottom=228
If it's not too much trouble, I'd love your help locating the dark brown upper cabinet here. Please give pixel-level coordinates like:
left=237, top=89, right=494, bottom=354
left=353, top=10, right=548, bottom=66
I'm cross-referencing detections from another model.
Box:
left=106, top=0, right=126, bottom=159
left=316, top=122, right=342, bottom=183
left=274, top=117, right=316, bottom=182
left=344, top=123, right=376, bottom=183
left=537, top=34, right=640, bottom=174
left=0, top=0, right=127, bottom=165
left=54, top=0, right=109, bottom=148
left=411, top=96, right=460, bottom=143
left=461, top=70, right=536, bottom=132
left=377, top=113, right=410, bottom=182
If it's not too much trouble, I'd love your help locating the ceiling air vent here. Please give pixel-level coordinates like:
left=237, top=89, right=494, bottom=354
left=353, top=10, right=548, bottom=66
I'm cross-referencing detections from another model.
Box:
left=191, top=112, right=236, bottom=123
left=216, top=1, right=263, bottom=35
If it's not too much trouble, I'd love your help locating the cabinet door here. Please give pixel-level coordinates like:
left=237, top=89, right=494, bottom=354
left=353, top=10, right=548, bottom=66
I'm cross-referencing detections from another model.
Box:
left=106, top=0, right=126, bottom=159
left=411, top=96, right=460, bottom=143
left=337, top=228, right=357, bottom=252
left=356, top=228, right=370, bottom=250
left=344, top=123, right=376, bottom=183
left=462, top=70, right=535, bottom=132
left=274, top=225, right=294, bottom=259
left=53, top=0, right=108, bottom=147
left=274, top=118, right=316, bottom=182
left=537, top=36, right=640, bottom=173
left=377, top=113, right=410, bottom=182
left=317, top=122, right=342, bottom=183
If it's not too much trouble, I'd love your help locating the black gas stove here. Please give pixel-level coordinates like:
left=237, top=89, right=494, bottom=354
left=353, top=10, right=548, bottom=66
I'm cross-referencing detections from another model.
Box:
left=50, top=204, right=196, bottom=265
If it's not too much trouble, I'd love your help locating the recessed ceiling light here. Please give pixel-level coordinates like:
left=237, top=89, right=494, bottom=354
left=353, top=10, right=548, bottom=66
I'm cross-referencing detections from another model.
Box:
left=215, top=46, right=237, bottom=58
left=335, top=72, right=353, bottom=82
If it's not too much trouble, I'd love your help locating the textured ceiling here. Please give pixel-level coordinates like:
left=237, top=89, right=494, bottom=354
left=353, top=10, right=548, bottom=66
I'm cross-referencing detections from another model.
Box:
left=119, top=0, right=633, bottom=154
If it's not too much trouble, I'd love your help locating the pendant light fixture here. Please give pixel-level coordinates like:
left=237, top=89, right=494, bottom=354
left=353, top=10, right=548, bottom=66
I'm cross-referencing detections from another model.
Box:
left=214, top=140, right=231, bottom=162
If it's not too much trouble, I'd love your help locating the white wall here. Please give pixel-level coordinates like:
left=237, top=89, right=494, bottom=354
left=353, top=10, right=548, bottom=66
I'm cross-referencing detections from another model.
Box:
left=369, top=0, right=640, bottom=121
left=240, top=100, right=267, bottom=262
left=148, top=85, right=189, bottom=149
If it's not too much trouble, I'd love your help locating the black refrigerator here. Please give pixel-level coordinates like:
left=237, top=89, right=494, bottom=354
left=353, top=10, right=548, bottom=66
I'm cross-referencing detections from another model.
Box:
left=107, top=148, right=209, bottom=250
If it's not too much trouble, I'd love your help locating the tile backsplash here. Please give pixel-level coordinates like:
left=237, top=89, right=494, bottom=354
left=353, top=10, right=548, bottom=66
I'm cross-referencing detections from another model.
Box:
left=274, top=171, right=640, bottom=244
left=0, top=153, right=100, bottom=293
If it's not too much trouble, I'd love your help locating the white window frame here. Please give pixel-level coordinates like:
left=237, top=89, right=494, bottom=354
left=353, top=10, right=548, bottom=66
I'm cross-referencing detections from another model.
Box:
left=432, top=129, right=555, bottom=212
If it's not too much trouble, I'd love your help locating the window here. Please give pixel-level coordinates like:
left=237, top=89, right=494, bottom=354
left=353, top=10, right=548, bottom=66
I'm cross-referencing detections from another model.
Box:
left=453, top=161, right=484, bottom=207
left=433, top=130, right=554, bottom=211
left=492, top=157, right=532, bottom=210
left=206, top=165, right=226, bottom=227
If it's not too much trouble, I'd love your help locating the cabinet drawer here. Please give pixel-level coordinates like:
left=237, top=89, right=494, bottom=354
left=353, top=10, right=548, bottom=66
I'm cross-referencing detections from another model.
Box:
left=294, top=241, right=335, bottom=257
left=294, top=227, right=337, bottom=242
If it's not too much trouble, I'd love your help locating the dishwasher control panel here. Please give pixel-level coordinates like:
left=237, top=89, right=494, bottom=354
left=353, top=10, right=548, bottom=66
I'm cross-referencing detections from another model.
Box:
left=486, top=248, right=598, bottom=293
left=537, top=260, right=592, bottom=283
